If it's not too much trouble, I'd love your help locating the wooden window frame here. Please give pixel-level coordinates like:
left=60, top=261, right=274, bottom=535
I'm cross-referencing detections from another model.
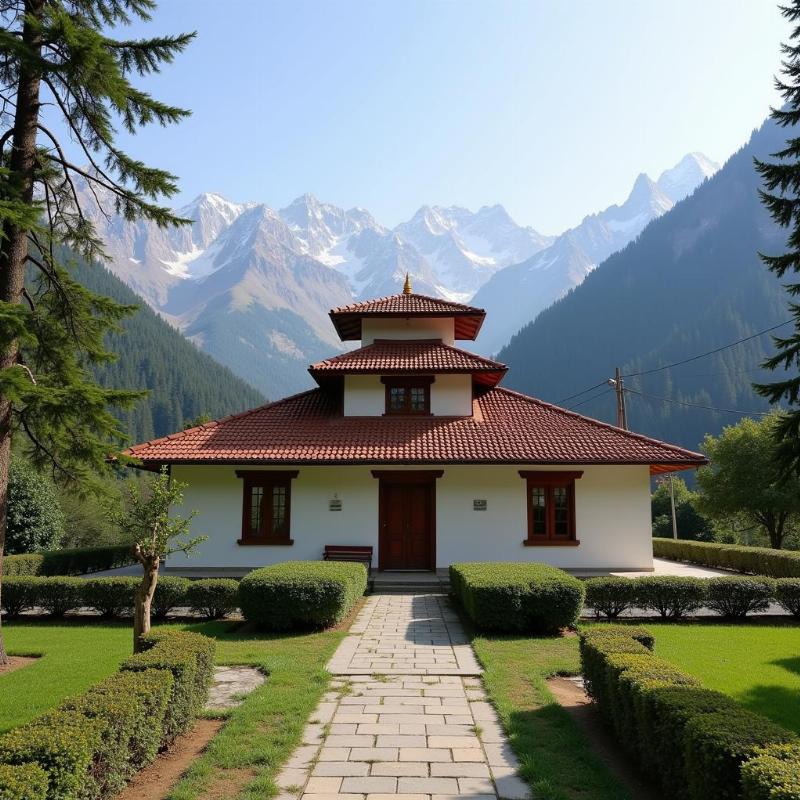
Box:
left=518, top=470, right=583, bottom=546
left=381, top=376, right=434, bottom=416
left=235, top=470, right=298, bottom=545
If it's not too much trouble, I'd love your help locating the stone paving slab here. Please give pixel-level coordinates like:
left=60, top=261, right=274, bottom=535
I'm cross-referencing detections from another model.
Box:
left=277, top=594, right=529, bottom=800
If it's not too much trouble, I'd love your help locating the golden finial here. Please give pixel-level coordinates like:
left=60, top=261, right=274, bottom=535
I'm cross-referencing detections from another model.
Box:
left=402, top=272, right=412, bottom=294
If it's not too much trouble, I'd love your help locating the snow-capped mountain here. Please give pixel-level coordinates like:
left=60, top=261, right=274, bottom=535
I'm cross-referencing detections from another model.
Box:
left=471, top=155, right=720, bottom=354
left=79, top=151, right=717, bottom=397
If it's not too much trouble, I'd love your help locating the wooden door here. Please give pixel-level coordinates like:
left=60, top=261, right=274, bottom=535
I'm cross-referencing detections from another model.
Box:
left=379, top=479, right=434, bottom=570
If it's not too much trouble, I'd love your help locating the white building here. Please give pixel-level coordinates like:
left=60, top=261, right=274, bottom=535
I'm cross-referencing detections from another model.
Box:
left=126, top=281, right=705, bottom=575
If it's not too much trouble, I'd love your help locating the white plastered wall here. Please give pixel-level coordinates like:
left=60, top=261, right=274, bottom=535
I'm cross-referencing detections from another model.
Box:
left=168, top=463, right=653, bottom=573
left=343, top=374, right=472, bottom=417
left=361, top=317, right=455, bottom=345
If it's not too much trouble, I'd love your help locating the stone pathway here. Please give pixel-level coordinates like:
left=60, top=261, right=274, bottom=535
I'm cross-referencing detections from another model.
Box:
left=205, top=665, right=265, bottom=710
left=278, top=593, right=529, bottom=800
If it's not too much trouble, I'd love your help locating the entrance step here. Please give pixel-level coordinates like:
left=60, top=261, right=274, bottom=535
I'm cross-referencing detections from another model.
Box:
left=370, top=571, right=450, bottom=594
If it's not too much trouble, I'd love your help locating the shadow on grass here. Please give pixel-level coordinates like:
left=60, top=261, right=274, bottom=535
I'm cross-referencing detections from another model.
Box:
left=737, top=682, right=800, bottom=735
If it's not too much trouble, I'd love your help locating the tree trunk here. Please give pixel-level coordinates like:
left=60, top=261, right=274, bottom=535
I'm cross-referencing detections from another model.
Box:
left=769, top=512, right=788, bottom=550
left=133, top=559, right=159, bottom=653
left=0, top=0, right=46, bottom=667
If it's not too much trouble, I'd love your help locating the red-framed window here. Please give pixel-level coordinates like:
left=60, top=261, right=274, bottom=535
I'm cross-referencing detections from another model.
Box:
left=381, top=376, right=434, bottom=415
left=518, top=471, right=583, bottom=545
left=235, top=470, right=298, bottom=545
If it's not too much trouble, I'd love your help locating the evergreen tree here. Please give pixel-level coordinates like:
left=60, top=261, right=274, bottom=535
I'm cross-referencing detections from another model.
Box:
left=0, top=0, right=193, bottom=663
left=754, top=0, right=800, bottom=476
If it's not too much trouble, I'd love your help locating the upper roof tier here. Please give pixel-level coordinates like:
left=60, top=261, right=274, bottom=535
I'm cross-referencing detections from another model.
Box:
left=309, top=339, right=507, bottom=387
left=330, top=292, right=486, bottom=341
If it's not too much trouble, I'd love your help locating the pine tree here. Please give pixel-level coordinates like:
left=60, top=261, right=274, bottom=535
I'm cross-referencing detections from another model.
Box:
left=0, top=0, right=193, bottom=663
left=754, top=0, right=800, bottom=477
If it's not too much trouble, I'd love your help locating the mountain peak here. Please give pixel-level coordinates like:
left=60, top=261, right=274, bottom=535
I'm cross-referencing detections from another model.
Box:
left=657, top=152, right=720, bottom=203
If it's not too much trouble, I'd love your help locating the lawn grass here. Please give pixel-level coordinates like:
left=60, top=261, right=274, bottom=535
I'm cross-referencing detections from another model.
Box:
left=647, top=621, right=800, bottom=735
left=0, top=620, right=133, bottom=732
left=472, top=633, right=631, bottom=800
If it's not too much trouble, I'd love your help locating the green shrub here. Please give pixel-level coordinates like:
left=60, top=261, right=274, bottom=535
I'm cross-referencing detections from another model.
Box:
left=5, top=459, right=65, bottom=555
left=239, top=561, right=367, bottom=630
left=685, top=709, right=797, bottom=800
left=0, top=763, right=49, bottom=800
left=3, top=554, right=44, bottom=577
left=742, top=743, right=800, bottom=800
left=705, top=576, right=776, bottom=618
left=152, top=576, right=190, bottom=620
left=81, top=577, right=138, bottom=618
left=121, top=630, right=215, bottom=742
left=584, top=577, right=638, bottom=618
left=186, top=578, right=239, bottom=620
left=776, top=579, right=800, bottom=618
left=60, top=669, right=173, bottom=795
left=634, top=575, right=708, bottom=618
left=653, top=537, right=800, bottom=578
left=0, top=576, right=43, bottom=618
left=0, top=710, right=101, bottom=800
left=37, top=577, right=84, bottom=617
left=450, top=562, right=585, bottom=633
left=579, top=623, right=655, bottom=650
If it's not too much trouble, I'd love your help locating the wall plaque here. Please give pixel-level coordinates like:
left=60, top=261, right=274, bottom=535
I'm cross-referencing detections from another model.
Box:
left=473, top=499, right=487, bottom=511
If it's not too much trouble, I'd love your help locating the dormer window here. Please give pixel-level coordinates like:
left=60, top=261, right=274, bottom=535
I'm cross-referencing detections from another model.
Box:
left=381, top=376, right=434, bottom=415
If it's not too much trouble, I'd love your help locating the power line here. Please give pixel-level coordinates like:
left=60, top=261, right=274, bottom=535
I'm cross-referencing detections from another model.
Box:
left=625, top=387, right=772, bottom=417
left=566, top=388, right=614, bottom=411
left=622, top=320, right=793, bottom=378
left=557, top=381, right=608, bottom=404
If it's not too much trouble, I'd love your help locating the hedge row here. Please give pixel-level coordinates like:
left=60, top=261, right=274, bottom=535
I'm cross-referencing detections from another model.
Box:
left=0, top=630, right=215, bottom=800
left=653, top=538, right=800, bottom=578
left=579, top=626, right=799, bottom=799
left=239, top=561, right=368, bottom=630
left=450, top=562, right=585, bottom=633
left=4, top=545, right=136, bottom=577
left=0, top=576, right=239, bottom=620
left=585, top=575, right=800, bottom=619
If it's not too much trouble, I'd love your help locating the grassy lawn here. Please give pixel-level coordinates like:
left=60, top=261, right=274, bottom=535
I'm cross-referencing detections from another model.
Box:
left=472, top=633, right=630, bottom=800
left=0, top=618, right=344, bottom=799
left=647, top=621, right=800, bottom=735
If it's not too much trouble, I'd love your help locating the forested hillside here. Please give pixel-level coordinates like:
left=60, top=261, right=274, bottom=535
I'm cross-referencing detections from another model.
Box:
left=499, top=117, right=790, bottom=453
left=71, top=258, right=266, bottom=443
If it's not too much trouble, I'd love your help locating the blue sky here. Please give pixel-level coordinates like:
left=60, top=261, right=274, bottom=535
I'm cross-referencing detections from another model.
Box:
left=113, top=1, right=789, bottom=234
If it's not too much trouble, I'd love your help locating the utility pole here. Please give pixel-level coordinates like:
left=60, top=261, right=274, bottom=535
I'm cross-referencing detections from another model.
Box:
left=669, top=474, right=678, bottom=539
left=607, top=367, right=628, bottom=430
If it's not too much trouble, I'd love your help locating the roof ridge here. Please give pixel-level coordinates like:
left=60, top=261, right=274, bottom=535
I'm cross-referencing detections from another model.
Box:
left=435, top=339, right=506, bottom=370
left=490, top=386, right=705, bottom=461
left=330, top=292, right=484, bottom=314
left=127, top=388, right=323, bottom=453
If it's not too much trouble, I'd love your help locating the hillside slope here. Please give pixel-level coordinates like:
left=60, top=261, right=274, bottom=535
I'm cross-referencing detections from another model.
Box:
left=71, top=258, right=266, bottom=443
left=498, top=118, right=789, bottom=452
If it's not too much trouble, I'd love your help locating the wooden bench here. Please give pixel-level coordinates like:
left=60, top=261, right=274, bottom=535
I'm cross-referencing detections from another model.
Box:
left=323, top=545, right=374, bottom=589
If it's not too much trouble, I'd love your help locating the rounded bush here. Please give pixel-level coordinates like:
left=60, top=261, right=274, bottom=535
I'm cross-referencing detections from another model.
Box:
left=37, top=577, right=85, bottom=617
left=152, top=576, right=190, bottom=620
left=0, top=576, right=44, bottom=618
left=705, top=576, right=776, bottom=619
left=82, top=577, right=138, bottom=618
left=0, top=762, right=49, bottom=800
left=741, top=743, right=800, bottom=800
left=634, top=576, right=708, bottom=619
left=5, top=459, right=65, bottom=555
left=776, top=579, right=800, bottom=618
left=585, top=577, right=638, bottom=619
left=240, top=561, right=367, bottom=630
left=186, top=578, right=239, bottom=620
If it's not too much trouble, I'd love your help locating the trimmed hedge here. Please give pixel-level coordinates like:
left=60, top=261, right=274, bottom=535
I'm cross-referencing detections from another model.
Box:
left=585, top=577, right=638, bottom=618
left=579, top=627, right=799, bottom=800
left=653, top=538, right=800, bottom=578
left=82, top=577, right=138, bottom=618
left=186, top=578, right=239, bottom=620
left=633, top=576, right=708, bottom=619
left=0, top=763, right=49, bottom=800
left=239, top=561, right=367, bottom=630
left=705, top=576, right=776, bottom=619
left=37, top=577, right=84, bottom=617
left=776, top=579, right=800, bottom=618
left=1, top=577, right=43, bottom=618
left=152, top=576, right=190, bottom=620
left=4, top=545, right=135, bottom=577
left=742, top=744, right=800, bottom=800
left=0, top=630, right=215, bottom=799
left=450, top=562, right=585, bottom=633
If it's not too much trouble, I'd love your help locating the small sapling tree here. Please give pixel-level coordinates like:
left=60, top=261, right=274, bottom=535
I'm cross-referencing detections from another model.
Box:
left=113, top=467, right=204, bottom=651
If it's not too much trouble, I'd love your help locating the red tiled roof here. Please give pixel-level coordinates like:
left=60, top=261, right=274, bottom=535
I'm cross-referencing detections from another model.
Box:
left=125, top=386, right=706, bottom=473
left=329, top=293, right=485, bottom=340
left=309, top=340, right=507, bottom=387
